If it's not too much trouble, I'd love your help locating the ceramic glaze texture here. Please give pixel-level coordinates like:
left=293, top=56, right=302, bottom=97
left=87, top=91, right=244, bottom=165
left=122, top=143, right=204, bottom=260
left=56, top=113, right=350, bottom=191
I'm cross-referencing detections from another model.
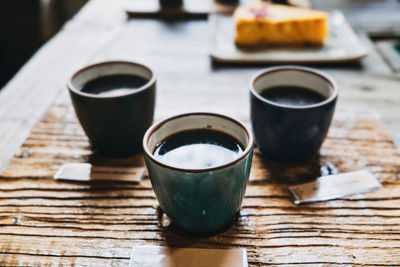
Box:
left=250, top=66, right=338, bottom=162
left=68, top=61, right=156, bottom=156
left=143, top=113, right=254, bottom=234
left=144, top=150, right=253, bottom=234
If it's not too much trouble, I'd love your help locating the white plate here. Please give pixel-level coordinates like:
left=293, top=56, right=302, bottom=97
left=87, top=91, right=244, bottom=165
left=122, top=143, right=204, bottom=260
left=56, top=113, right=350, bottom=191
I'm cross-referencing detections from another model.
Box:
left=209, top=11, right=368, bottom=63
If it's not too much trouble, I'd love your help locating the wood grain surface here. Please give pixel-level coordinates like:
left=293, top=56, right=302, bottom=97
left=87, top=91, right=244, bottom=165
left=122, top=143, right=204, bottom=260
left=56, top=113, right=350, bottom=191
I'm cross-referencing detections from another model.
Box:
left=1, top=103, right=400, bottom=266
left=0, top=0, right=400, bottom=266
left=0, top=0, right=399, bottom=174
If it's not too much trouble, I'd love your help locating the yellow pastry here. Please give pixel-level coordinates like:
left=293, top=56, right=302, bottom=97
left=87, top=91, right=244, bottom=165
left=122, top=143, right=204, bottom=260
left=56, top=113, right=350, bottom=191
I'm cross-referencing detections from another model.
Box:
left=234, top=1, right=329, bottom=47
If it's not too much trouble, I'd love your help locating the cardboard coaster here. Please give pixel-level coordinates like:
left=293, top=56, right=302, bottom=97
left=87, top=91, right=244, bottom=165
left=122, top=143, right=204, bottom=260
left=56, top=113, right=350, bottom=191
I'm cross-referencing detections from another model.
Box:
left=54, top=163, right=145, bottom=183
left=129, top=246, right=248, bottom=267
left=288, top=170, right=382, bottom=204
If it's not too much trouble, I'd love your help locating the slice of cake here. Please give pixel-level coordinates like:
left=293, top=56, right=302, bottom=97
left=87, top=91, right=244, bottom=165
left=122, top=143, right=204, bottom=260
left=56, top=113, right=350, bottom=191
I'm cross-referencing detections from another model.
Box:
left=234, top=1, right=329, bottom=47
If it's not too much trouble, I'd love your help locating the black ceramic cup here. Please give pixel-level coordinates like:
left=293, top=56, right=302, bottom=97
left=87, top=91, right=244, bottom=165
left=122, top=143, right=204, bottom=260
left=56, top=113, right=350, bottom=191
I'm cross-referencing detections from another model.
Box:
left=215, top=0, right=239, bottom=5
left=159, top=0, right=183, bottom=8
left=250, top=66, right=338, bottom=162
left=67, top=61, right=156, bottom=156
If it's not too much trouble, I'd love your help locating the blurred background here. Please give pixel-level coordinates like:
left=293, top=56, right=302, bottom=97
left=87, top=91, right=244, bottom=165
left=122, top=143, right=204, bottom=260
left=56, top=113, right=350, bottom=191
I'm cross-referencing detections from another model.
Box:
left=0, top=0, right=87, bottom=87
left=1, top=0, right=399, bottom=88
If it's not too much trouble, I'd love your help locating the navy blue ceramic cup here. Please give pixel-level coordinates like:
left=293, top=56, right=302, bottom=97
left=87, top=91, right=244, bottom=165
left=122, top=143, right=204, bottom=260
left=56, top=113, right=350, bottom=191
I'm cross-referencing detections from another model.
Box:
left=250, top=66, right=338, bottom=162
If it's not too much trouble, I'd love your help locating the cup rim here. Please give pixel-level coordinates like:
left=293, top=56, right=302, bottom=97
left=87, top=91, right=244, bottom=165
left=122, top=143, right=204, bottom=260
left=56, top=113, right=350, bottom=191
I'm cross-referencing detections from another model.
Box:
left=67, top=60, right=157, bottom=99
left=249, top=65, right=338, bottom=110
left=142, top=112, right=254, bottom=173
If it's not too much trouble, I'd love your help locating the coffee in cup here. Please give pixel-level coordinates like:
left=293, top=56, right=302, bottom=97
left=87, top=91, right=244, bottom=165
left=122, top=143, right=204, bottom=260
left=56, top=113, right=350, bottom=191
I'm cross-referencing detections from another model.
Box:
left=153, top=128, right=244, bottom=169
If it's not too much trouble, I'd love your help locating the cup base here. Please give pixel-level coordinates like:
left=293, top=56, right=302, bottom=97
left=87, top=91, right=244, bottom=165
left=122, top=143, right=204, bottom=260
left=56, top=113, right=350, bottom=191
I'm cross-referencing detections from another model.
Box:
left=160, top=208, right=240, bottom=237
left=258, top=150, right=318, bottom=163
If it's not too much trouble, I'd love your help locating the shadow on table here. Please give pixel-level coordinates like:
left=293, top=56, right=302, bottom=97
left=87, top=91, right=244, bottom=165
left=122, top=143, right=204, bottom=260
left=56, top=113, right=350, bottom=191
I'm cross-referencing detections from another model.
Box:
left=156, top=206, right=241, bottom=240
left=211, top=60, right=365, bottom=71
left=252, top=150, right=339, bottom=185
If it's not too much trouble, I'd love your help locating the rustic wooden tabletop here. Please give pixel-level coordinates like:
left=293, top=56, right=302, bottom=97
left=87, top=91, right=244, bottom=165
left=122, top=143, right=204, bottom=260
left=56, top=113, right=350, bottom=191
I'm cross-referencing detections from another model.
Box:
left=0, top=0, right=400, bottom=265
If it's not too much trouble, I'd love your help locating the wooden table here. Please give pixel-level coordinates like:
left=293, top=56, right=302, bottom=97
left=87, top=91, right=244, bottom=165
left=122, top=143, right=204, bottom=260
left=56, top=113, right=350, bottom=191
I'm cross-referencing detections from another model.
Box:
left=1, top=0, right=400, bottom=265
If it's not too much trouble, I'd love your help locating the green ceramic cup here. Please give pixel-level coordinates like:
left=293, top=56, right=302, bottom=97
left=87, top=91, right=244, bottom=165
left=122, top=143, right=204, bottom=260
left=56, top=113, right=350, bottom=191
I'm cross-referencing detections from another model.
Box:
left=143, top=113, right=254, bottom=234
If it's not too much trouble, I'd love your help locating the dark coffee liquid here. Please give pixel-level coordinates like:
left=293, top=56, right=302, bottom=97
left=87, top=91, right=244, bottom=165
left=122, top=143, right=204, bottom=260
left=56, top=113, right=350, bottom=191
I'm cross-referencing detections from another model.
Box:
left=260, top=86, right=326, bottom=106
left=153, top=129, right=244, bottom=169
left=81, top=74, right=148, bottom=97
